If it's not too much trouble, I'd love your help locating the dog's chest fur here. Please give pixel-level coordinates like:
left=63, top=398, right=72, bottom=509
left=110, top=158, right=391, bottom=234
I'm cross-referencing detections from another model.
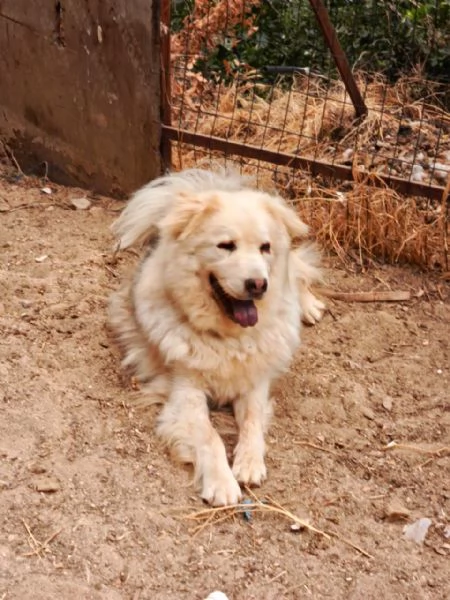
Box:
left=153, top=300, right=301, bottom=402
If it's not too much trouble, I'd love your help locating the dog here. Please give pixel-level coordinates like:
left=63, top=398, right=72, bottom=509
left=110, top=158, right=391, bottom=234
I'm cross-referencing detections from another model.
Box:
left=108, top=168, right=325, bottom=506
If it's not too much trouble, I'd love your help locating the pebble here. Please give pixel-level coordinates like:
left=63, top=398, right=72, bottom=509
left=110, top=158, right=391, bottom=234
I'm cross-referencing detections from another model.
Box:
left=71, top=197, right=91, bottom=210
left=33, top=476, right=61, bottom=493
left=361, top=406, right=375, bottom=420
left=384, top=499, right=411, bottom=521
left=403, top=518, right=432, bottom=544
left=204, top=593, right=229, bottom=600
left=29, top=463, right=47, bottom=474
left=411, top=164, right=425, bottom=182
left=382, top=396, right=393, bottom=412
left=433, top=162, right=449, bottom=182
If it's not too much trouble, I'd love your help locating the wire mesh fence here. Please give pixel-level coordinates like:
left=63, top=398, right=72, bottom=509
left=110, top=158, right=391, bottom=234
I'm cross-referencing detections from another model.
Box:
left=162, top=0, right=450, bottom=269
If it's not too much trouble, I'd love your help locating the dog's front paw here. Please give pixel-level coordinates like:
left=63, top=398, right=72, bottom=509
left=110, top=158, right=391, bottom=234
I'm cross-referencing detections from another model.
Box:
left=232, top=446, right=267, bottom=486
left=301, top=290, right=326, bottom=325
left=201, top=466, right=242, bottom=507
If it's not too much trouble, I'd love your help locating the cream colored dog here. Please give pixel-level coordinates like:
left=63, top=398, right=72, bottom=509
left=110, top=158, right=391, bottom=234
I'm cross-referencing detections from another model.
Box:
left=109, top=168, right=324, bottom=506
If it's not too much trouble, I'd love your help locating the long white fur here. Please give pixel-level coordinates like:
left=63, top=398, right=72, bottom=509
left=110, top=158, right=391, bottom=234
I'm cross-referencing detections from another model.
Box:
left=113, top=168, right=255, bottom=249
left=109, top=167, right=325, bottom=506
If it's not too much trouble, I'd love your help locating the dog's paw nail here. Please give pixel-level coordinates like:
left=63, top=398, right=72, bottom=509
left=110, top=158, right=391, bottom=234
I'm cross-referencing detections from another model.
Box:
left=201, top=473, right=242, bottom=507
left=232, top=455, right=267, bottom=486
left=302, top=298, right=326, bottom=325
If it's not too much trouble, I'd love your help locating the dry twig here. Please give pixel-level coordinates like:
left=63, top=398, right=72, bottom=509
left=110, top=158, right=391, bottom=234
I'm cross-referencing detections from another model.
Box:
left=21, top=518, right=62, bottom=559
left=384, top=441, right=449, bottom=456
left=182, top=491, right=374, bottom=559
left=318, top=289, right=411, bottom=302
left=293, top=440, right=338, bottom=455
left=1, top=140, right=24, bottom=174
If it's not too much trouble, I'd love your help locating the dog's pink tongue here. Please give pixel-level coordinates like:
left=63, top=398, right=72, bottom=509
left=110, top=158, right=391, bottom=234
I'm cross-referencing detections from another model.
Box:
left=232, top=300, right=258, bottom=327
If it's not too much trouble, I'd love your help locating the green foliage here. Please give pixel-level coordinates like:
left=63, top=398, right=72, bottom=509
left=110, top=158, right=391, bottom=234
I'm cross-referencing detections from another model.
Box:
left=177, top=0, right=450, bottom=84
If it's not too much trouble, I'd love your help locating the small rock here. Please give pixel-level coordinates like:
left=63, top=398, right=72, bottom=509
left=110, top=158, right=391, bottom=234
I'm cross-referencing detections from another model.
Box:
left=42, top=302, right=73, bottom=318
left=33, top=476, right=60, bottom=493
left=204, top=593, right=229, bottom=600
left=403, top=518, right=432, bottom=544
left=411, top=164, right=424, bottom=182
left=29, top=463, right=47, bottom=474
left=361, top=406, right=375, bottom=420
left=71, top=197, right=91, bottom=210
left=433, top=162, right=449, bottom=182
left=35, top=255, right=48, bottom=263
left=40, top=186, right=52, bottom=195
left=384, top=499, right=411, bottom=521
left=342, top=148, right=354, bottom=162
left=382, top=396, right=393, bottom=412
left=20, top=299, right=33, bottom=308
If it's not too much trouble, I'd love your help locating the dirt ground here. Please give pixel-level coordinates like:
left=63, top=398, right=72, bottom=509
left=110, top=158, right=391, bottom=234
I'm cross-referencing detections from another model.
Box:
left=0, top=166, right=449, bottom=600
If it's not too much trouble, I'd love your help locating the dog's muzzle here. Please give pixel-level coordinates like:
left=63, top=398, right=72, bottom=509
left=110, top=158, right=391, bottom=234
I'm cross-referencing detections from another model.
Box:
left=209, top=274, right=266, bottom=327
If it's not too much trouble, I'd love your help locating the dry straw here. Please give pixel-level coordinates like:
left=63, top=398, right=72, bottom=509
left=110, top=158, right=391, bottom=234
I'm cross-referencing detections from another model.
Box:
left=181, top=488, right=374, bottom=559
left=170, top=5, right=450, bottom=270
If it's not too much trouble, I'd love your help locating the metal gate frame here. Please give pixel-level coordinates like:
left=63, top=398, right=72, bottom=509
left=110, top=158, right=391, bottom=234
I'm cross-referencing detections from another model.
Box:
left=160, top=0, right=448, bottom=203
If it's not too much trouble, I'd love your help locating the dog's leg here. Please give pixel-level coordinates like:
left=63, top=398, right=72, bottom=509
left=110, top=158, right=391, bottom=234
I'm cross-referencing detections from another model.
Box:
left=157, top=377, right=242, bottom=506
left=232, top=379, right=273, bottom=486
left=299, top=280, right=325, bottom=325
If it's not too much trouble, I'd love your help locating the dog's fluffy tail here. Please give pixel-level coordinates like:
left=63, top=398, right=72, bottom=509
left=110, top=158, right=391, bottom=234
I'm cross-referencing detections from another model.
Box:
left=112, top=167, right=252, bottom=249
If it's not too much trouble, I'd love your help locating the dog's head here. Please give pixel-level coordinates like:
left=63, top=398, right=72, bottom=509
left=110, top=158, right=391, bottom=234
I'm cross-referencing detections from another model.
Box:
left=159, top=188, right=308, bottom=329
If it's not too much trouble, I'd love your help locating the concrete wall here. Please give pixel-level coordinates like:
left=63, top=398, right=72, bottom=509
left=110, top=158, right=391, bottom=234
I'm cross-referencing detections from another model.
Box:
left=0, top=0, right=161, bottom=196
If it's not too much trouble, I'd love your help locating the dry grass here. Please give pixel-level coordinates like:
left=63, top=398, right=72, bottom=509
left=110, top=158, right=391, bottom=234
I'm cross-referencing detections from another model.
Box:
left=170, top=66, right=449, bottom=270
left=180, top=488, right=374, bottom=559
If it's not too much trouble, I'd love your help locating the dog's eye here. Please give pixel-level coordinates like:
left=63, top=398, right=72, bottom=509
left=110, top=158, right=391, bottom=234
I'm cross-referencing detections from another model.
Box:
left=260, top=242, right=271, bottom=254
left=217, top=241, right=236, bottom=252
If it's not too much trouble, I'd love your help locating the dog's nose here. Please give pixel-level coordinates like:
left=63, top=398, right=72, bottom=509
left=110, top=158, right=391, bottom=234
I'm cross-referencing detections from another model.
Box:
left=245, top=278, right=268, bottom=297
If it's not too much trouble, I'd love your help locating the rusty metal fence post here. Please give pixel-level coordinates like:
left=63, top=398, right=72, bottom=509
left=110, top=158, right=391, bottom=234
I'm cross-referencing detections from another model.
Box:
left=308, top=0, right=367, bottom=119
left=160, top=0, right=172, bottom=170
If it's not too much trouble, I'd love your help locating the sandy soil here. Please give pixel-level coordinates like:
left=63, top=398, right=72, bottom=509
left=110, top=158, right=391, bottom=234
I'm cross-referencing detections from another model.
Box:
left=0, top=167, right=449, bottom=600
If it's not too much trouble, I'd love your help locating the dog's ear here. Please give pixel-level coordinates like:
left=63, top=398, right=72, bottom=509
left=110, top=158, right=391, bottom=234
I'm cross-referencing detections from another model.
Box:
left=265, top=196, right=309, bottom=241
left=112, top=179, right=175, bottom=249
left=160, top=192, right=219, bottom=240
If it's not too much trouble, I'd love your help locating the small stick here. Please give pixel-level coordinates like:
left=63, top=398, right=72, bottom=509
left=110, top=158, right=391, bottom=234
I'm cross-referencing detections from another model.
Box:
left=183, top=493, right=374, bottom=559
left=21, top=519, right=44, bottom=560
left=419, top=450, right=449, bottom=468
left=318, top=289, right=411, bottom=303
left=0, top=202, right=54, bottom=213
left=384, top=441, right=449, bottom=455
left=191, top=510, right=235, bottom=537
left=266, top=570, right=287, bottom=584
left=42, top=160, right=49, bottom=179
left=1, top=141, right=24, bottom=174
left=293, top=440, right=338, bottom=455
left=23, top=528, right=62, bottom=557
left=326, top=531, right=374, bottom=559
left=185, top=501, right=330, bottom=539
